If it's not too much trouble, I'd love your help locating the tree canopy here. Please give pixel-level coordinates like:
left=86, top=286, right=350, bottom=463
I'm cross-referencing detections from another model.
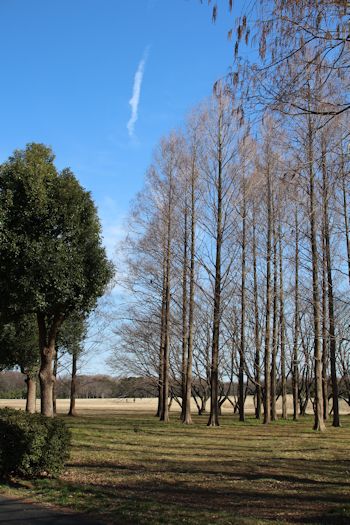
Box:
left=0, top=143, right=113, bottom=318
left=0, top=314, right=39, bottom=375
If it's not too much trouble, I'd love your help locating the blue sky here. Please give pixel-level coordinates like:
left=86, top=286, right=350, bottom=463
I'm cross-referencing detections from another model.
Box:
left=0, top=0, right=245, bottom=373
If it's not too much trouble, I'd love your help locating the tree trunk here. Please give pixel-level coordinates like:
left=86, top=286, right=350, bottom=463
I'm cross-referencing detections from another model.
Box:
left=156, top=251, right=167, bottom=418
left=25, top=375, right=36, bottom=414
left=68, top=351, right=78, bottom=416
left=322, top=142, right=340, bottom=427
left=52, top=352, right=58, bottom=415
left=279, top=221, right=287, bottom=419
left=39, top=346, right=55, bottom=417
left=264, top=162, right=272, bottom=425
left=208, top=111, right=223, bottom=428
left=271, top=208, right=278, bottom=422
left=181, top=196, right=188, bottom=421
left=184, top=159, right=196, bottom=425
left=37, top=313, right=63, bottom=417
left=160, top=178, right=173, bottom=424
left=292, top=208, right=300, bottom=421
left=239, top=176, right=246, bottom=422
left=307, top=110, right=325, bottom=432
left=160, top=279, right=170, bottom=423
left=321, top=201, right=329, bottom=421
left=253, top=206, right=262, bottom=419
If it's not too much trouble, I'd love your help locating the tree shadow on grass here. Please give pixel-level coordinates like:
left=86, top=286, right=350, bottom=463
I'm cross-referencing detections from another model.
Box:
left=31, top=475, right=350, bottom=525
left=61, top=453, right=350, bottom=523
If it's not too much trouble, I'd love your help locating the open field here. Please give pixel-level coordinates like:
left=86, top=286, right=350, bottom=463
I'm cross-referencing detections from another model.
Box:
left=0, top=401, right=350, bottom=524
left=1, top=396, right=349, bottom=415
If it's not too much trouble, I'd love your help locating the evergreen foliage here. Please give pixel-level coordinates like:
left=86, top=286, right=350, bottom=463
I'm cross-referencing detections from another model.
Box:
left=0, top=408, right=71, bottom=478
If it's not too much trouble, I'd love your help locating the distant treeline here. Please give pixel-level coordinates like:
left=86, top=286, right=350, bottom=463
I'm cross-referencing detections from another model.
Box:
left=0, top=371, right=303, bottom=402
left=0, top=372, right=159, bottom=399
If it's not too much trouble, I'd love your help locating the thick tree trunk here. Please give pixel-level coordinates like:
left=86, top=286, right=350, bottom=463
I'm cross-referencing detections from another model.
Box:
left=39, top=345, right=56, bottom=418
left=292, top=208, right=300, bottom=421
left=37, top=313, right=63, bottom=417
left=68, top=351, right=78, bottom=416
left=25, top=375, right=36, bottom=414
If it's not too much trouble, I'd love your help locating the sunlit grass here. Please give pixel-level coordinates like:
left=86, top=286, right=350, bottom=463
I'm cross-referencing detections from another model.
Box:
left=1, top=411, right=349, bottom=524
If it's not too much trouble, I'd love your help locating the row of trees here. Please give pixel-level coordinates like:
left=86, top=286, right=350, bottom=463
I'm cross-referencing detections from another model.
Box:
left=110, top=0, right=350, bottom=431
left=114, top=81, right=350, bottom=430
left=0, top=144, right=113, bottom=416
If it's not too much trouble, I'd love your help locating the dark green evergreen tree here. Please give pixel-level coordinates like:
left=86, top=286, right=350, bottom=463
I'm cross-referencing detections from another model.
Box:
left=0, top=143, right=114, bottom=416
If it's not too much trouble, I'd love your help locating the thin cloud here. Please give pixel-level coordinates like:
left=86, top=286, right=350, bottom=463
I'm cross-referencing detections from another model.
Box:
left=127, top=47, right=150, bottom=138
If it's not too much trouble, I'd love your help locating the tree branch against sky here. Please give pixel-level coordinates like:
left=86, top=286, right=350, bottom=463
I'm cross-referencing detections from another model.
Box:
left=209, top=0, right=350, bottom=121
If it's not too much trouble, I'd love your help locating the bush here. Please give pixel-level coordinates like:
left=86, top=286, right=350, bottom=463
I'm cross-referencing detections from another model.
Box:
left=0, top=389, right=26, bottom=399
left=0, top=408, right=71, bottom=478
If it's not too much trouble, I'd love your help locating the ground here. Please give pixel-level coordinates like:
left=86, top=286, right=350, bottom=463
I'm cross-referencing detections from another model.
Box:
left=0, top=399, right=349, bottom=524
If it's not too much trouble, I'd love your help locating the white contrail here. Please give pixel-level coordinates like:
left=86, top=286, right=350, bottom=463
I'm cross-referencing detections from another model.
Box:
left=127, top=47, right=150, bottom=138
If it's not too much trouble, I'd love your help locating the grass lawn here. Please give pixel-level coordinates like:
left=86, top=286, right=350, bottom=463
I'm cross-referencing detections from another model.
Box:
left=0, top=411, right=349, bottom=524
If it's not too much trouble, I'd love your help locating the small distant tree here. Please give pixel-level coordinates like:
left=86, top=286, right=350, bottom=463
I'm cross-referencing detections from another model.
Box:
left=0, top=144, right=114, bottom=416
left=56, top=314, right=87, bottom=417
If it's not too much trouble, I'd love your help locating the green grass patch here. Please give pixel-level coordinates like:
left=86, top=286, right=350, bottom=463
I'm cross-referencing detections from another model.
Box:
left=1, top=412, right=349, bottom=524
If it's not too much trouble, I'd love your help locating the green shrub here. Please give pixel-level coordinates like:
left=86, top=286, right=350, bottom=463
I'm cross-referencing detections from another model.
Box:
left=0, top=389, right=26, bottom=399
left=0, top=408, right=71, bottom=478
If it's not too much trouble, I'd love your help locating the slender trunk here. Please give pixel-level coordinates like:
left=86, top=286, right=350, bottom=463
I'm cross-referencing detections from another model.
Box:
left=37, top=313, right=63, bottom=418
left=160, top=181, right=173, bottom=423
left=25, top=375, right=36, bottom=414
left=184, top=161, right=196, bottom=425
left=253, top=206, right=261, bottom=419
left=181, top=197, right=188, bottom=421
left=160, top=260, right=171, bottom=423
left=292, top=208, right=300, bottom=421
left=307, top=110, right=325, bottom=432
left=271, top=206, right=278, bottom=421
left=68, top=351, right=78, bottom=416
left=264, top=163, right=272, bottom=425
left=279, top=221, right=287, bottom=419
left=239, top=177, right=246, bottom=422
left=322, top=143, right=340, bottom=427
left=52, top=352, right=58, bottom=415
left=208, top=112, right=223, bottom=428
left=156, top=251, right=167, bottom=417
left=322, top=200, right=329, bottom=420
